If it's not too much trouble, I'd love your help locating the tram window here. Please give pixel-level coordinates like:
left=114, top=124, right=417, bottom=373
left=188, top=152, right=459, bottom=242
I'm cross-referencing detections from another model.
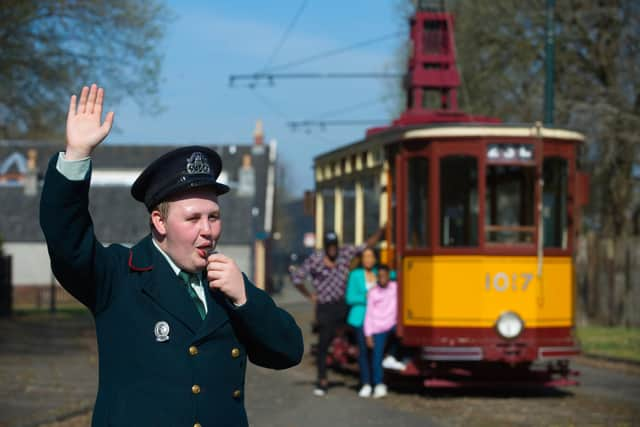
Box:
left=321, top=188, right=335, bottom=234
left=363, top=176, right=380, bottom=240
left=407, top=157, right=429, bottom=248
left=440, top=156, right=478, bottom=247
left=342, top=181, right=356, bottom=245
left=543, top=157, right=568, bottom=248
left=485, top=165, right=535, bottom=244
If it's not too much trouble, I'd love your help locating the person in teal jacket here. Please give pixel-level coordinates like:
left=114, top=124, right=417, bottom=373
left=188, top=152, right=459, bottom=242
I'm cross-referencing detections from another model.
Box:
left=345, top=247, right=378, bottom=397
left=39, top=84, right=303, bottom=427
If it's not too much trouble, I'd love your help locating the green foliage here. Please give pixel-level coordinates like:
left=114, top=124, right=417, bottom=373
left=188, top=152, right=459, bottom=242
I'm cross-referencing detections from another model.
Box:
left=577, top=325, right=640, bottom=362
left=0, top=0, right=173, bottom=139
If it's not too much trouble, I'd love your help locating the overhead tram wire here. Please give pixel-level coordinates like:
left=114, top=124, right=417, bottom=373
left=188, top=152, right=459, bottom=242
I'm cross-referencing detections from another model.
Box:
left=261, top=0, right=309, bottom=71
left=316, top=94, right=394, bottom=119
left=288, top=95, right=393, bottom=132
left=288, top=120, right=389, bottom=132
left=229, top=32, right=406, bottom=87
left=231, top=72, right=403, bottom=88
left=235, top=27, right=404, bottom=131
left=264, top=31, right=405, bottom=72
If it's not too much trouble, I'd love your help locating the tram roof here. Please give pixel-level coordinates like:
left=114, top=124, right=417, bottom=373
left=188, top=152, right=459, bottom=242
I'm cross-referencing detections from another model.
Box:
left=314, top=123, right=584, bottom=164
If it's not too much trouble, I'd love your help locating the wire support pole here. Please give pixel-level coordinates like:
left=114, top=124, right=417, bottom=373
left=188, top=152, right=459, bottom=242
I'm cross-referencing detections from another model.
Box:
left=544, top=0, right=556, bottom=126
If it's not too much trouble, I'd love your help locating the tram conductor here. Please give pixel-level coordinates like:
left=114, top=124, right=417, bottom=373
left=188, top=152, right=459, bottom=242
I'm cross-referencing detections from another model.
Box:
left=39, top=84, right=304, bottom=427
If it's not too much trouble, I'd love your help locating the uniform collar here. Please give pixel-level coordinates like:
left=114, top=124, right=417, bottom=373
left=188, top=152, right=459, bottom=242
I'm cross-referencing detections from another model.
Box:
left=128, top=235, right=154, bottom=272
left=152, top=239, right=181, bottom=276
left=129, top=234, right=228, bottom=337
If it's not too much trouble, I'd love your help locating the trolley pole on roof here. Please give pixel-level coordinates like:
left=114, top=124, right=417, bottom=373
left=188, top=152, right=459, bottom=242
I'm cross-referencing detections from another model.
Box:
left=544, top=0, right=556, bottom=126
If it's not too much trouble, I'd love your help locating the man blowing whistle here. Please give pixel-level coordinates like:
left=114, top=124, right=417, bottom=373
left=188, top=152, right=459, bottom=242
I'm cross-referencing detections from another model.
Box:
left=39, top=84, right=303, bottom=427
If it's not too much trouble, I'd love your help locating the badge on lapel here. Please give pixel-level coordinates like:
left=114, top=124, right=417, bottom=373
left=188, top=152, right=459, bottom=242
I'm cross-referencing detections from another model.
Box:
left=154, top=321, right=170, bottom=342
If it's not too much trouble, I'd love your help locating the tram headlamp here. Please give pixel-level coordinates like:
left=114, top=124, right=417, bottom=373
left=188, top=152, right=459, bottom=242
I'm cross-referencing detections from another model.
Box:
left=495, top=311, right=524, bottom=339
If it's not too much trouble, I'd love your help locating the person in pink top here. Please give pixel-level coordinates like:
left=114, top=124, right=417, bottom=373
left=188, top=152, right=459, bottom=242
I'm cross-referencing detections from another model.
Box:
left=363, top=265, right=401, bottom=398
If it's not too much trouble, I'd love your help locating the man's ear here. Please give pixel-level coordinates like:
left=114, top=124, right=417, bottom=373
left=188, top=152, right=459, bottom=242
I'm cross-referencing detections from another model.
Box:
left=151, top=210, right=167, bottom=236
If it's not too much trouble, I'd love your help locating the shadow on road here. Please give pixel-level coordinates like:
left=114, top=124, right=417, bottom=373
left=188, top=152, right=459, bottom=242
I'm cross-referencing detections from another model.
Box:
left=330, top=369, right=576, bottom=399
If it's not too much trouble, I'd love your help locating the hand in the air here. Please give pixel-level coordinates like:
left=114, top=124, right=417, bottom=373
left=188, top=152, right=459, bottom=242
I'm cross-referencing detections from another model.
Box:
left=206, top=253, right=247, bottom=306
left=66, top=84, right=114, bottom=160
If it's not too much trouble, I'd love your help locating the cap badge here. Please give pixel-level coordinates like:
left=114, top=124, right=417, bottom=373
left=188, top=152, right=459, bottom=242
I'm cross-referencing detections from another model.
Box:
left=186, top=152, right=210, bottom=175
left=154, top=320, right=170, bottom=342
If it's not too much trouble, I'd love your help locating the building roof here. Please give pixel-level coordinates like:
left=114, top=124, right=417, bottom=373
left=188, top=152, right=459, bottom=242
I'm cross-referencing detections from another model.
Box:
left=0, top=141, right=274, bottom=245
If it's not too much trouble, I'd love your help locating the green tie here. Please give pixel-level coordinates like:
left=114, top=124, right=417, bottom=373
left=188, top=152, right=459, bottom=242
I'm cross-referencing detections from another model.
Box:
left=178, top=271, right=206, bottom=320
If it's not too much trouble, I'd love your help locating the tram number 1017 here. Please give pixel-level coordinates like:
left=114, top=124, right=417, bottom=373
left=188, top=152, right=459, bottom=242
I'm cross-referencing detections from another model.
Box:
left=485, top=272, right=534, bottom=292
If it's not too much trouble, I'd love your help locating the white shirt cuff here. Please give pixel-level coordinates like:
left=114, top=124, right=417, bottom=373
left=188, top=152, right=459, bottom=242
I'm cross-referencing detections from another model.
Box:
left=56, top=152, right=91, bottom=181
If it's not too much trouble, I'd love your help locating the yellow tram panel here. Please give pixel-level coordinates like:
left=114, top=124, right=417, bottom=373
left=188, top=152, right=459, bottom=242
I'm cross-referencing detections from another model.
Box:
left=402, top=256, right=574, bottom=328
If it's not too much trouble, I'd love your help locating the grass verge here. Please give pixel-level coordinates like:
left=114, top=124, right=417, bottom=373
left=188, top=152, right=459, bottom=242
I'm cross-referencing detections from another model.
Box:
left=577, top=326, right=640, bottom=363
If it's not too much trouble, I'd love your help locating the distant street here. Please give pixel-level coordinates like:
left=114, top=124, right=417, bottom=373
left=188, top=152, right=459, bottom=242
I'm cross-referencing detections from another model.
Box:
left=0, top=286, right=638, bottom=427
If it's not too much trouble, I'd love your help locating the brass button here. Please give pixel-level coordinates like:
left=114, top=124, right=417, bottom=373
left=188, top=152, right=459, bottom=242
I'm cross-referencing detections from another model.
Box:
left=192, top=384, right=201, bottom=394
left=189, top=346, right=199, bottom=356
left=233, top=389, right=241, bottom=398
left=194, top=424, right=202, bottom=427
left=231, top=348, right=240, bottom=358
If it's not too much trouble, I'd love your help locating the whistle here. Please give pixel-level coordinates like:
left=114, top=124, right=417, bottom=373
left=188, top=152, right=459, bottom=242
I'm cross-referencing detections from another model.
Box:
left=206, top=242, right=218, bottom=257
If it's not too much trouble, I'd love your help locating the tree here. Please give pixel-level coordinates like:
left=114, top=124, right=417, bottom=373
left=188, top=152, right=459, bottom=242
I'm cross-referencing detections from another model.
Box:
left=0, top=0, right=172, bottom=139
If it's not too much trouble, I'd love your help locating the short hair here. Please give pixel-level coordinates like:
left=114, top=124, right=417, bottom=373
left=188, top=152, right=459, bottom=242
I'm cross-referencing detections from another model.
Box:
left=377, top=264, right=390, bottom=273
left=149, top=201, right=170, bottom=233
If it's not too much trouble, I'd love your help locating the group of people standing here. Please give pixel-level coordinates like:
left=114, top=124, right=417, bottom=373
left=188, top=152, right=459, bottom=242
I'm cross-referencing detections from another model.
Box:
left=346, top=247, right=405, bottom=398
left=291, top=229, right=404, bottom=398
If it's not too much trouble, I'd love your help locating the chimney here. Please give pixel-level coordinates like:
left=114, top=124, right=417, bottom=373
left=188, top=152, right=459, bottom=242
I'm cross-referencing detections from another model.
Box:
left=242, top=153, right=252, bottom=169
left=253, top=119, right=264, bottom=145
left=24, top=149, right=38, bottom=196
left=238, top=153, right=255, bottom=197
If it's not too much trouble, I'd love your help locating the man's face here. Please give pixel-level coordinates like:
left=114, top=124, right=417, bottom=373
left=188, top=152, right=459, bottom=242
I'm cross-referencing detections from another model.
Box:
left=325, top=244, right=338, bottom=261
left=152, top=189, right=221, bottom=273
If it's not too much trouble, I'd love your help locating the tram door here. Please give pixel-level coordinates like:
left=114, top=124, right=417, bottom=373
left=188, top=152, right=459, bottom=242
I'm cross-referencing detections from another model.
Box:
left=484, top=146, right=541, bottom=318
left=395, top=146, right=434, bottom=326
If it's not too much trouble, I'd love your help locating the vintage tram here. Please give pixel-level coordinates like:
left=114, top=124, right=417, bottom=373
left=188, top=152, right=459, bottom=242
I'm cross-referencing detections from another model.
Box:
left=313, top=8, right=588, bottom=386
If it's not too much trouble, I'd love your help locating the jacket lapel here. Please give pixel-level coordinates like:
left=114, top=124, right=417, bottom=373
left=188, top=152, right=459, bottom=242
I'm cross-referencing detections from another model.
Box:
left=131, top=236, right=202, bottom=334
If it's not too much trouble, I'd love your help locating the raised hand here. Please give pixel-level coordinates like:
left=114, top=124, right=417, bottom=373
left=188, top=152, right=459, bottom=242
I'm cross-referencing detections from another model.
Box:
left=206, top=253, right=247, bottom=306
left=65, top=84, right=114, bottom=160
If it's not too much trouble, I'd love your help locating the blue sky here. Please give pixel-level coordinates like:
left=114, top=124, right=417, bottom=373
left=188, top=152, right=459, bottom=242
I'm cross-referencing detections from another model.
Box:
left=107, top=0, right=407, bottom=193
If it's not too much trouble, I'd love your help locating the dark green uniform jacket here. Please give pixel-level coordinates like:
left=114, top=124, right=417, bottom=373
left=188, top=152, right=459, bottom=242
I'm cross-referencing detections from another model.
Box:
left=40, top=156, right=304, bottom=427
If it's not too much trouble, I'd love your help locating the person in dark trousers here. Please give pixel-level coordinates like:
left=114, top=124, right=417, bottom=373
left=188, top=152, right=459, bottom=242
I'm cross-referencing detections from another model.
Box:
left=291, top=228, right=384, bottom=396
left=363, top=265, right=402, bottom=399
left=40, top=84, right=303, bottom=427
left=345, top=247, right=379, bottom=398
